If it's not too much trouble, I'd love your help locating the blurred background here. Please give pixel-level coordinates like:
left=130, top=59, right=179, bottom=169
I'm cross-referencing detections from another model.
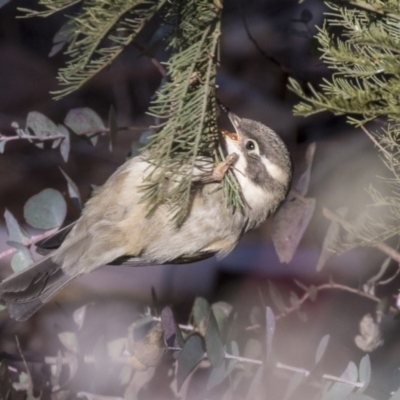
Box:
left=0, top=0, right=399, bottom=399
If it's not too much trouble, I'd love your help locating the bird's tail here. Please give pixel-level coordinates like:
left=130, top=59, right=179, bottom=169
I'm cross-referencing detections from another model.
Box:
left=0, top=255, right=75, bottom=321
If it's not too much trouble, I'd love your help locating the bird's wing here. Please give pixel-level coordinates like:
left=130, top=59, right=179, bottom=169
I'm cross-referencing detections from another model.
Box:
left=35, top=222, right=76, bottom=255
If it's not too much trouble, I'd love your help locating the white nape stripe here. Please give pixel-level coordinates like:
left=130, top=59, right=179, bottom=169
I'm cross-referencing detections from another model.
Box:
left=225, top=140, right=273, bottom=212
left=262, top=158, right=287, bottom=183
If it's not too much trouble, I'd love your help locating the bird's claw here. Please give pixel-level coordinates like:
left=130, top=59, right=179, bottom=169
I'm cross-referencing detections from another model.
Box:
left=201, top=153, right=238, bottom=183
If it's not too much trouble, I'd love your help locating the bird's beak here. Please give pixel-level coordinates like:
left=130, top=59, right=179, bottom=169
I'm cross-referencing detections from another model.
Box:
left=221, top=112, right=241, bottom=143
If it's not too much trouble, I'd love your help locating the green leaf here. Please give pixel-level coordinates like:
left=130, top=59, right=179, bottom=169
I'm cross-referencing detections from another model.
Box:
left=4, top=209, right=30, bottom=244
left=24, top=189, right=67, bottom=229
left=327, top=362, right=359, bottom=399
left=266, top=307, right=275, bottom=363
left=316, top=207, right=348, bottom=271
left=283, top=372, right=305, bottom=400
left=49, top=19, right=75, bottom=57
left=108, top=105, right=118, bottom=151
left=177, top=335, right=204, bottom=390
left=272, top=196, right=316, bottom=263
left=205, top=309, right=225, bottom=368
left=294, top=142, right=316, bottom=196
left=9, top=242, right=34, bottom=273
left=268, top=281, right=286, bottom=313
left=315, top=334, right=330, bottom=365
left=211, top=301, right=233, bottom=340
left=390, top=384, right=400, bottom=400
left=345, top=395, right=376, bottom=400
left=73, top=305, right=87, bottom=330
left=289, top=291, right=301, bottom=310
left=245, top=365, right=263, bottom=400
left=64, top=108, right=105, bottom=139
left=59, top=167, right=81, bottom=209
left=207, top=341, right=238, bottom=390
left=107, top=338, right=126, bottom=358
left=58, top=331, right=79, bottom=354
left=26, top=112, right=59, bottom=148
left=192, top=297, right=210, bottom=336
left=58, top=124, right=70, bottom=162
left=161, top=306, right=184, bottom=348
left=0, top=141, right=5, bottom=153
left=357, top=355, right=371, bottom=394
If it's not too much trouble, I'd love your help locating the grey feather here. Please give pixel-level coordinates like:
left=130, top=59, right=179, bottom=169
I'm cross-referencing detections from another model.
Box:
left=0, top=115, right=292, bottom=321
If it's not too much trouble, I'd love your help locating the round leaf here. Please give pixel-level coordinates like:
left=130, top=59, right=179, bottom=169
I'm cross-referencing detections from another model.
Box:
left=24, top=189, right=66, bottom=229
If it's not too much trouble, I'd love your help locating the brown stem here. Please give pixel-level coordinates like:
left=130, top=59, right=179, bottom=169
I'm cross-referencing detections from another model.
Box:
left=0, top=227, right=58, bottom=261
left=275, top=282, right=397, bottom=320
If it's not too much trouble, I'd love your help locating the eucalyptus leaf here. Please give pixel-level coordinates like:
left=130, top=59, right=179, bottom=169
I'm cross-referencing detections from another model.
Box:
left=357, top=355, right=371, bottom=393
left=107, top=338, right=126, bottom=358
left=316, top=207, right=348, bottom=271
left=345, top=395, right=376, bottom=400
left=294, top=142, right=316, bottom=196
left=64, top=108, right=105, bottom=138
left=289, top=291, right=301, bottom=310
left=49, top=19, right=75, bottom=57
left=245, top=365, right=263, bottom=400
left=73, top=305, right=87, bottom=330
left=268, top=281, right=286, bottom=313
left=315, top=334, right=330, bottom=365
left=161, top=306, right=177, bottom=346
left=10, top=242, right=34, bottom=273
left=211, top=301, right=233, bottom=341
left=266, top=307, right=275, bottom=363
left=58, top=124, right=70, bottom=162
left=4, top=209, right=30, bottom=244
left=177, top=335, right=204, bottom=390
left=26, top=111, right=58, bottom=138
left=24, top=189, right=67, bottom=229
left=205, top=310, right=225, bottom=368
left=283, top=372, right=305, bottom=400
left=192, top=297, right=210, bottom=336
left=108, top=105, right=118, bottom=151
left=272, top=196, right=316, bottom=263
left=207, top=341, right=238, bottom=390
left=58, top=331, right=79, bottom=354
left=59, top=167, right=81, bottom=209
left=390, top=385, right=400, bottom=400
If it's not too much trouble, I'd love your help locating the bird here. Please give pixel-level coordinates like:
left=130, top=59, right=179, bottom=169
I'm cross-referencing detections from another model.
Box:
left=0, top=112, right=292, bottom=321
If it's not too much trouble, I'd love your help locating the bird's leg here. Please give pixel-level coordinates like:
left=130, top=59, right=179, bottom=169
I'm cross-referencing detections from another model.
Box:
left=200, top=153, right=238, bottom=184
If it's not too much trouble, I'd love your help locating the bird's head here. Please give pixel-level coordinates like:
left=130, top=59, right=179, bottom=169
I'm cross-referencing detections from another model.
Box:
left=221, top=112, right=292, bottom=227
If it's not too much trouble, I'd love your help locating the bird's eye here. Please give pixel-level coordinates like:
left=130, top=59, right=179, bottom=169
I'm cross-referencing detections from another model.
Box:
left=246, top=140, right=258, bottom=152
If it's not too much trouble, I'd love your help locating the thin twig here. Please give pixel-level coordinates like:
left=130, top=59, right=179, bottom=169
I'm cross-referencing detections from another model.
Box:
left=131, top=41, right=167, bottom=77
left=0, top=227, right=58, bottom=261
left=224, top=353, right=262, bottom=365
left=276, top=362, right=310, bottom=376
left=344, top=0, right=400, bottom=22
left=240, top=13, right=290, bottom=74
left=152, top=316, right=194, bottom=332
left=323, top=373, right=364, bottom=388
left=275, top=281, right=397, bottom=320
left=15, top=336, right=34, bottom=394
left=0, top=134, right=66, bottom=143
left=360, top=125, right=388, bottom=155
left=323, top=207, right=400, bottom=264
